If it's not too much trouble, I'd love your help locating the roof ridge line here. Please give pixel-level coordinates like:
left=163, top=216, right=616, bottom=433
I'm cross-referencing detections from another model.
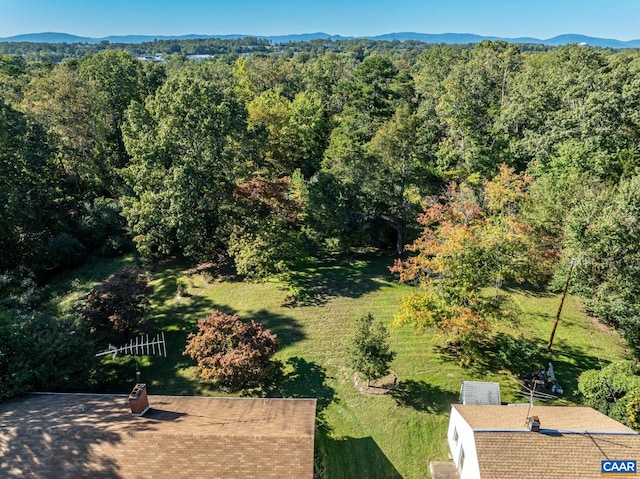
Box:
left=473, top=428, right=638, bottom=435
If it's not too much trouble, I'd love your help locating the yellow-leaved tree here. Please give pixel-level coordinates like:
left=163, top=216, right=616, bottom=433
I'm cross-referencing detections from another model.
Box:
left=390, top=164, right=553, bottom=364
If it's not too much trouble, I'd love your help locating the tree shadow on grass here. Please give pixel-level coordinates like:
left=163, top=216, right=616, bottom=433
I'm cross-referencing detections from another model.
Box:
left=152, top=294, right=220, bottom=330
left=432, top=332, right=550, bottom=379
left=283, top=253, right=397, bottom=307
left=481, top=333, right=607, bottom=399
left=482, top=332, right=547, bottom=377
left=43, top=254, right=140, bottom=299
left=391, top=379, right=457, bottom=413
left=149, top=263, right=191, bottom=305
left=431, top=333, right=607, bottom=402
left=246, top=309, right=306, bottom=349
left=433, top=341, right=496, bottom=375
left=316, top=433, right=403, bottom=479
left=99, top=295, right=306, bottom=396
left=152, top=298, right=305, bottom=348
left=267, top=357, right=336, bottom=413
left=546, top=340, right=609, bottom=398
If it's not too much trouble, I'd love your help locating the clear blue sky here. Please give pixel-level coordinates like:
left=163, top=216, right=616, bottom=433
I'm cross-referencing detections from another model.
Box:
left=1, top=0, right=639, bottom=40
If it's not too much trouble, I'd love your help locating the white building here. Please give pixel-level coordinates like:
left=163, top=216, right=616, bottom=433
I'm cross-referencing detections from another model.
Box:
left=447, top=404, right=640, bottom=479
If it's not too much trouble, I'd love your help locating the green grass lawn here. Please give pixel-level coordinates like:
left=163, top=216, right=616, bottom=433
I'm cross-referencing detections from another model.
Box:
left=61, top=253, right=630, bottom=479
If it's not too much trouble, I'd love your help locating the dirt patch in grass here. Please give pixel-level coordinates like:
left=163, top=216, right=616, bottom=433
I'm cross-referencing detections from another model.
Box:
left=353, top=371, right=398, bottom=395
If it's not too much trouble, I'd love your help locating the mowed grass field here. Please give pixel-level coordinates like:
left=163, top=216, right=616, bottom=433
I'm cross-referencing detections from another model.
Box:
left=63, top=253, right=630, bottom=479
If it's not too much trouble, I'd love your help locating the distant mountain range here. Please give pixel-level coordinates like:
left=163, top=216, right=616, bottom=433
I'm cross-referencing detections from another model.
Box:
left=2, top=31, right=640, bottom=49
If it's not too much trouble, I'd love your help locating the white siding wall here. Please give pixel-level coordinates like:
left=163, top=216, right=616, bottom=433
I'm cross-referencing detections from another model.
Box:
left=447, top=406, right=481, bottom=479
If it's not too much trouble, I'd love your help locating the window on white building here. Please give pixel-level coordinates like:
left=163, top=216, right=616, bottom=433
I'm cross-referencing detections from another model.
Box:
left=458, top=447, right=465, bottom=471
left=453, top=427, right=459, bottom=444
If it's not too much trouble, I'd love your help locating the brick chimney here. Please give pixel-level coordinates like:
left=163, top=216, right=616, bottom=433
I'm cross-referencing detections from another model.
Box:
left=527, top=415, right=541, bottom=432
left=129, top=383, right=150, bottom=416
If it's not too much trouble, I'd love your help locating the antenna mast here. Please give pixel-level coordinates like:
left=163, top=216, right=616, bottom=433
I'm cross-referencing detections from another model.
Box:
left=96, top=332, right=167, bottom=360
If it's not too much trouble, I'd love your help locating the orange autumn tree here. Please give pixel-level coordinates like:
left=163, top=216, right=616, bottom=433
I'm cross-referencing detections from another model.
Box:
left=390, top=165, right=552, bottom=362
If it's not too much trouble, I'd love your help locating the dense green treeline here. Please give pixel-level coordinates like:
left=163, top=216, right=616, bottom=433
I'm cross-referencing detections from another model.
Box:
left=2, top=41, right=640, bottom=397
left=0, top=37, right=273, bottom=63
left=0, top=36, right=555, bottom=64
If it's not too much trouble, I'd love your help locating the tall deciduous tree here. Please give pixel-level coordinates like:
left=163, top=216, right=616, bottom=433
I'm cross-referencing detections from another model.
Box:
left=247, top=88, right=325, bottom=178
left=21, top=63, right=113, bottom=197
left=366, top=105, right=434, bottom=255
left=560, top=174, right=640, bottom=352
left=229, top=175, right=306, bottom=279
left=435, top=41, right=521, bottom=176
left=299, top=52, right=355, bottom=118
left=121, top=65, right=247, bottom=260
left=0, top=97, right=64, bottom=272
left=501, top=45, right=636, bottom=181
left=318, top=55, right=405, bottom=251
left=391, top=165, right=550, bottom=361
left=233, top=55, right=301, bottom=101
left=78, top=50, right=145, bottom=184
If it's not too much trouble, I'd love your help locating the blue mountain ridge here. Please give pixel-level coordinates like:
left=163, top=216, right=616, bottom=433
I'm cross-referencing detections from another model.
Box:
left=2, top=31, right=640, bottom=48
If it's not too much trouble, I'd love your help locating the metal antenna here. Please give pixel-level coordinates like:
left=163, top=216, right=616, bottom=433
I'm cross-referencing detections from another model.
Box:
left=135, top=358, right=141, bottom=383
left=96, top=332, right=167, bottom=360
left=524, top=380, right=537, bottom=426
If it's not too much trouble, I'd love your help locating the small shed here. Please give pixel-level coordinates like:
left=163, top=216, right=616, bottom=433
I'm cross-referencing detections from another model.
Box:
left=459, top=381, right=501, bottom=405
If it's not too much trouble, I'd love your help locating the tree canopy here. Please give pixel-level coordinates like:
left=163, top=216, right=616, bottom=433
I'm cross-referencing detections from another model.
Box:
left=183, top=311, right=279, bottom=390
left=348, top=312, right=396, bottom=386
left=2, top=40, right=640, bottom=388
left=578, top=361, right=640, bottom=430
left=77, top=267, right=153, bottom=343
left=390, top=165, right=550, bottom=362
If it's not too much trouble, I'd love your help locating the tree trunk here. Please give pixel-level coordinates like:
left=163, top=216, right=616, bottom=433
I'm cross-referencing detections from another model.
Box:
left=547, top=259, right=575, bottom=351
left=396, top=225, right=403, bottom=256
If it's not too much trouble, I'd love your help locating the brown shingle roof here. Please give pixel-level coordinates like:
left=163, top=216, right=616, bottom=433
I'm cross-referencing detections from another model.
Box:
left=453, top=404, right=635, bottom=433
left=474, top=432, right=640, bottom=479
left=0, top=393, right=316, bottom=479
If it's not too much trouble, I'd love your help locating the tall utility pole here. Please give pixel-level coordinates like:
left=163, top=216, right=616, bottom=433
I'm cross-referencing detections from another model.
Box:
left=547, top=259, right=575, bottom=351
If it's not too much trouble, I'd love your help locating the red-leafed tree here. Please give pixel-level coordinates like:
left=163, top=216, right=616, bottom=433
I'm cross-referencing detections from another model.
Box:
left=183, top=311, right=279, bottom=390
left=78, top=266, right=153, bottom=342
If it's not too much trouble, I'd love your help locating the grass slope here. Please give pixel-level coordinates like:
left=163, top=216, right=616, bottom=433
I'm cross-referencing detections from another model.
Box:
left=63, top=254, right=629, bottom=479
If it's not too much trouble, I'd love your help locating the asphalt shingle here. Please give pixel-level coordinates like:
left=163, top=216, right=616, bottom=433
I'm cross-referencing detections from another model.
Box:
left=0, top=393, right=317, bottom=479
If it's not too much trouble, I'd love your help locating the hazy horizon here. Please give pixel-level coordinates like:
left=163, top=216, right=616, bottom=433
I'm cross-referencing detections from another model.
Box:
left=1, top=0, right=639, bottom=41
